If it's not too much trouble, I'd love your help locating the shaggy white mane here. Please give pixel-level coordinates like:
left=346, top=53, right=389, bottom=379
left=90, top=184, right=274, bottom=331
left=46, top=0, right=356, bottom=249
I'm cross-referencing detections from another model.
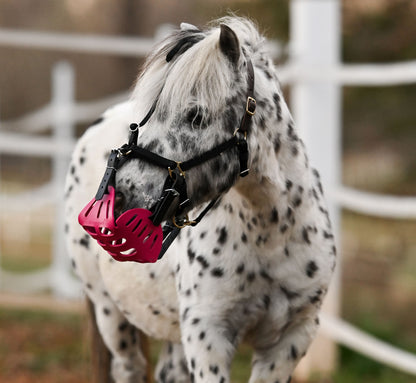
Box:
left=131, top=17, right=266, bottom=122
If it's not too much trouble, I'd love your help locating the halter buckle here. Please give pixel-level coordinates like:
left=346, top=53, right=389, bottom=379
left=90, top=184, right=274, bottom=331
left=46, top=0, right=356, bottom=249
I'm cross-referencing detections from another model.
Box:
left=172, top=215, right=196, bottom=229
left=246, top=96, right=256, bottom=116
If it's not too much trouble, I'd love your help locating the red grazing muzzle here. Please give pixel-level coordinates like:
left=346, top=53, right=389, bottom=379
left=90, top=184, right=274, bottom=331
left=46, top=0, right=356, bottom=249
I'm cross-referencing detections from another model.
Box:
left=78, top=186, right=163, bottom=263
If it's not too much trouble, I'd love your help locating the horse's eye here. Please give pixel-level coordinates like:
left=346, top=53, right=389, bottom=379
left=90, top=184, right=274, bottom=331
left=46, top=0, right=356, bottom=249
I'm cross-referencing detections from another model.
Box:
left=186, top=107, right=203, bottom=127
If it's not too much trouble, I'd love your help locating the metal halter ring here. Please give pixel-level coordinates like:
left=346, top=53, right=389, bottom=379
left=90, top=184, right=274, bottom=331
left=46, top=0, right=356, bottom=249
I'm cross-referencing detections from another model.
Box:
left=168, top=162, right=186, bottom=179
left=172, top=215, right=196, bottom=229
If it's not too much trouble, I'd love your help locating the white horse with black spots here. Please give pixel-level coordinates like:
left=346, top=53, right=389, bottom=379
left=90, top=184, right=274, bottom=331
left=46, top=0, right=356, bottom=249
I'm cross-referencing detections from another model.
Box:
left=65, top=17, right=336, bottom=383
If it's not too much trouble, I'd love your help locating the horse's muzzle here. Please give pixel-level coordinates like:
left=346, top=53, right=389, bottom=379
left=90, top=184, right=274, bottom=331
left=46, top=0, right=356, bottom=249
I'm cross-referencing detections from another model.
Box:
left=78, top=186, right=163, bottom=263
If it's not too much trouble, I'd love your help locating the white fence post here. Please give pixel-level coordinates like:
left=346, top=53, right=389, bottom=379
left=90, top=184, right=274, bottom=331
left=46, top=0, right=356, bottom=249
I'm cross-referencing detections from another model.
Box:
left=50, top=61, right=81, bottom=298
left=0, top=101, right=2, bottom=288
left=289, top=0, right=342, bottom=377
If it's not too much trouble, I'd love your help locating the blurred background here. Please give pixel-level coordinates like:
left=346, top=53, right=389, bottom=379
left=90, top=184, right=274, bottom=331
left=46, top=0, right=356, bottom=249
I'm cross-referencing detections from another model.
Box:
left=0, top=0, right=415, bottom=382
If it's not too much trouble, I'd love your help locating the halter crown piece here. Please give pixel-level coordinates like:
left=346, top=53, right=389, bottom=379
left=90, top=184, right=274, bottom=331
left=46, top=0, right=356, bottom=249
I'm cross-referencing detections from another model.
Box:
left=78, top=53, right=256, bottom=263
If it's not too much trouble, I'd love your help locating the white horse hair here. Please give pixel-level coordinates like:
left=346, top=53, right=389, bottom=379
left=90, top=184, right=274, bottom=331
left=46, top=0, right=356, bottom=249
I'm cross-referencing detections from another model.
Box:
left=65, top=16, right=336, bottom=383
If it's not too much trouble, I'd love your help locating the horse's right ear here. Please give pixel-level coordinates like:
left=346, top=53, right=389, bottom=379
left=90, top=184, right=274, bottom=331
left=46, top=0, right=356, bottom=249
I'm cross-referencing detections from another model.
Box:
left=219, top=24, right=240, bottom=65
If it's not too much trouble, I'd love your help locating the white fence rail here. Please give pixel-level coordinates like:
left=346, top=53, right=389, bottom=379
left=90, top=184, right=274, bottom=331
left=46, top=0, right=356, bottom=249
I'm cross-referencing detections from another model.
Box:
left=0, top=28, right=157, bottom=57
left=1, top=0, right=416, bottom=377
left=280, top=60, right=416, bottom=85
left=0, top=92, right=129, bottom=134
left=321, top=313, right=416, bottom=375
left=334, top=186, right=416, bottom=220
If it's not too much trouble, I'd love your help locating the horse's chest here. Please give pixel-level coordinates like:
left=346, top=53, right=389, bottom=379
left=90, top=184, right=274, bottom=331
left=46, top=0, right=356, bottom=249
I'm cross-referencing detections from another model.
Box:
left=177, top=237, right=290, bottom=309
left=175, top=217, right=322, bottom=336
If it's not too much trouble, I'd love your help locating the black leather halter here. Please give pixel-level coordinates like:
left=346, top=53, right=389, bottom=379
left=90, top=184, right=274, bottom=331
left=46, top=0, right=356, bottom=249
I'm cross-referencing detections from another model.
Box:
left=94, top=59, right=256, bottom=259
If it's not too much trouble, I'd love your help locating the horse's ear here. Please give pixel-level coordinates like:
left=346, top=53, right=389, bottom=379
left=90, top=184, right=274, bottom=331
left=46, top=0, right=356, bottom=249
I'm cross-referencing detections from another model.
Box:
left=180, top=22, right=200, bottom=32
left=219, top=24, right=240, bottom=65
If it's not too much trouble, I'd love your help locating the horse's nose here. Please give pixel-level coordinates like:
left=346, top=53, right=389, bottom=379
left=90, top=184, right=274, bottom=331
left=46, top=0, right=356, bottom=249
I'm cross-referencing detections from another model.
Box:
left=114, top=191, right=126, bottom=218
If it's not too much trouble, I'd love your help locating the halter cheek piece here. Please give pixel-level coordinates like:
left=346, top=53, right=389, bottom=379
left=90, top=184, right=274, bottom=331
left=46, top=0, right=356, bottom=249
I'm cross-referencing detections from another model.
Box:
left=78, top=59, right=256, bottom=263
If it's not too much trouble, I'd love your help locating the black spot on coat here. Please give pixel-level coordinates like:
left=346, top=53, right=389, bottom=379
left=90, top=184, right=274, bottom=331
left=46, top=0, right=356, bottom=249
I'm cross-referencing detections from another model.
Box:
left=306, top=260, right=319, bottom=278
left=290, top=345, right=298, bottom=360
left=196, top=255, right=210, bottom=269
left=79, top=235, right=90, bottom=249
left=302, top=227, right=311, bottom=245
left=119, top=340, right=128, bottom=350
left=270, top=207, right=279, bottom=223
left=236, top=263, right=245, bottom=274
left=217, top=227, right=228, bottom=245
left=209, top=365, right=219, bottom=375
left=211, top=267, right=224, bottom=278
left=187, top=246, right=196, bottom=264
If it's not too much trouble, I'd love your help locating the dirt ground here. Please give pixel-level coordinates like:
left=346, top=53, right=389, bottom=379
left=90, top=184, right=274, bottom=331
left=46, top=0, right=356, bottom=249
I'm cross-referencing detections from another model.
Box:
left=0, top=305, right=90, bottom=383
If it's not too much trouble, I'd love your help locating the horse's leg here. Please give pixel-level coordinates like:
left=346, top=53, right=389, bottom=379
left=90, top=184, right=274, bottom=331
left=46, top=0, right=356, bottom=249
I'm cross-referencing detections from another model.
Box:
left=180, top=315, right=237, bottom=383
left=248, top=316, right=319, bottom=383
left=155, top=342, right=190, bottom=383
left=67, top=225, right=148, bottom=383
left=87, top=297, right=113, bottom=383
left=93, top=298, right=148, bottom=383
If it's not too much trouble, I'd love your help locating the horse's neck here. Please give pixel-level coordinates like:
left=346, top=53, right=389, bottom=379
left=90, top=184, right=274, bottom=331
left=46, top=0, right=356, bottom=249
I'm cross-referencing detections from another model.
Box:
left=216, top=174, right=286, bottom=255
left=233, top=127, right=302, bottom=212
left=233, top=173, right=282, bottom=212
left=219, top=128, right=312, bottom=253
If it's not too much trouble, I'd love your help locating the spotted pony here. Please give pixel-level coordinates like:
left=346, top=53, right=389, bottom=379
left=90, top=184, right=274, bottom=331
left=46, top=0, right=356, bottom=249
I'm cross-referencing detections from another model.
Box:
left=65, top=17, right=336, bottom=383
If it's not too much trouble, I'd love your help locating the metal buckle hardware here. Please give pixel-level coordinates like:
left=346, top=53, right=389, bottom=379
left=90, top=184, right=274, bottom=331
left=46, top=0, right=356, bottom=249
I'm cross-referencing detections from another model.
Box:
left=168, top=162, right=186, bottom=179
left=246, top=96, right=256, bottom=116
left=172, top=215, right=196, bottom=229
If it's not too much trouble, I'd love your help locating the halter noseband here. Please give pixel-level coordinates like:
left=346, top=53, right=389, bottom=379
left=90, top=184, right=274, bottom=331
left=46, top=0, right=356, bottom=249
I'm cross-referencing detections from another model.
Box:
left=79, top=59, right=256, bottom=263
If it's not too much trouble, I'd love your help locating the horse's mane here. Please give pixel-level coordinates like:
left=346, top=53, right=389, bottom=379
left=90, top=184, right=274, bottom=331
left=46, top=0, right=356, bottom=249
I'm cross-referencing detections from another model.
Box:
left=131, top=17, right=266, bottom=122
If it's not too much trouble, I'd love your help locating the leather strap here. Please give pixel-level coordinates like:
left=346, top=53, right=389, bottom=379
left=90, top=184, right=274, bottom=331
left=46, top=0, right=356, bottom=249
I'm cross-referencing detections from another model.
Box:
left=95, top=150, right=119, bottom=200
left=238, top=59, right=256, bottom=135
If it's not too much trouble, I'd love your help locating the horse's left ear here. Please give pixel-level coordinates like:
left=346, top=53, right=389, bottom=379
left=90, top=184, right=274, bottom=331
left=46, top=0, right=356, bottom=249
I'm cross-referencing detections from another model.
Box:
left=219, top=24, right=240, bottom=65
left=180, top=22, right=200, bottom=32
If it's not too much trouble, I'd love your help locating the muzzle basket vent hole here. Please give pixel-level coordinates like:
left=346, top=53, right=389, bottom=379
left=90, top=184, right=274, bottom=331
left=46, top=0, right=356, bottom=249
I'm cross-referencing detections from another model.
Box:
left=100, top=227, right=113, bottom=235
left=126, top=215, right=138, bottom=226
left=97, top=201, right=104, bottom=217
left=132, top=220, right=143, bottom=232
left=142, top=230, right=154, bottom=244
left=84, top=201, right=97, bottom=217
left=111, top=238, right=127, bottom=246
left=151, top=235, right=158, bottom=248
left=120, top=248, right=136, bottom=256
left=106, top=200, right=112, bottom=219
left=137, top=226, right=147, bottom=238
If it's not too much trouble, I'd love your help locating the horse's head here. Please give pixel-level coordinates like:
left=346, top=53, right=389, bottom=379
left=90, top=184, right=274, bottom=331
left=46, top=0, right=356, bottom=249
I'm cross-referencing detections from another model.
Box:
left=115, top=18, right=265, bottom=216
left=79, top=17, right=285, bottom=262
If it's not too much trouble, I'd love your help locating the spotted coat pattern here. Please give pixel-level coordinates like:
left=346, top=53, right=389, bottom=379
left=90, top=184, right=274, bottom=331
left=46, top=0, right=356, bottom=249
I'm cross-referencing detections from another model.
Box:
left=64, top=17, right=336, bottom=383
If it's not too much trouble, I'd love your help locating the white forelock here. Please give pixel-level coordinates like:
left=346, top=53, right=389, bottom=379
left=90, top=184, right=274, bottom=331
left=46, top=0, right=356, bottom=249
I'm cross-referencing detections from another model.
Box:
left=131, top=17, right=265, bottom=122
